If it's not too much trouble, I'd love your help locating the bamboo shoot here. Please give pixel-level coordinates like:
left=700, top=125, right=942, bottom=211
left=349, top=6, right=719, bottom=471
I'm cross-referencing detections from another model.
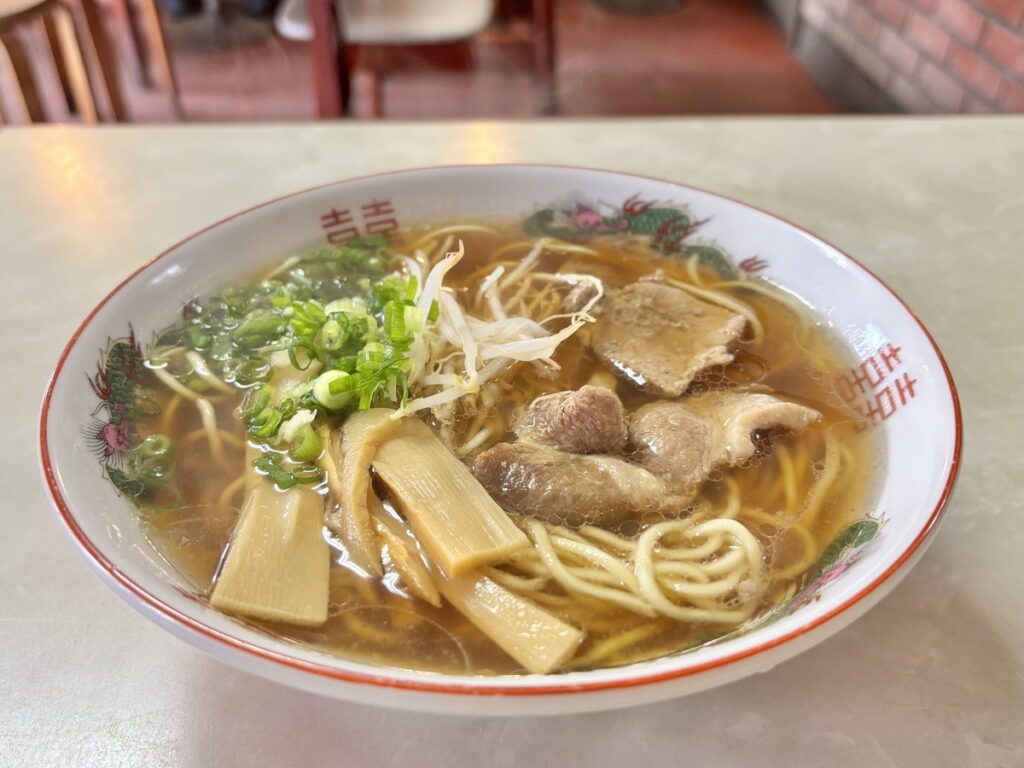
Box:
left=373, top=418, right=529, bottom=577
left=438, top=572, right=583, bottom=674
left=324, top=409, right=401, bottom=576
left=244, top=441, right=262, bottom=493
left=210, top=482, right=330, bottom=626
left=371, top=493, right=442, bottom=608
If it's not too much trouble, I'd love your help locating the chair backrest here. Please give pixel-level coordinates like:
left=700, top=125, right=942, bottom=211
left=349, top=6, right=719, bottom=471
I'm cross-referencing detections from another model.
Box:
left=341, top=0, right=494, bottom=44
left=0, top=0, right=90, bottom=123
left=276, top=0, right=494, bottom=45
left=0, top=0, right=50, bottom=26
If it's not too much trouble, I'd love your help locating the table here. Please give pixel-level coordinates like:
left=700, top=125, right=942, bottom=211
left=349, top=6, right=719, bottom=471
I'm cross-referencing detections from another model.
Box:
left=2, top=118, right=1022, bottom=767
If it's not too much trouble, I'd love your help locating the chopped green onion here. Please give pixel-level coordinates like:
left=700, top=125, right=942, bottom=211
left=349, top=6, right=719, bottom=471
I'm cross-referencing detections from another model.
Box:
left=359, top=342, right=385, bottom=367
left=318, top=318, right=345, bottom=351
left=244, top=384, right=275, bottom=414
left=358, top=383, right=376, bottom=411
left=383, top=301, right=406, bottom=340
left=234, top=314, right=286, bottom=347
left=139, top=433, right=172, bottom=457
left=157, top=237, right=423, bottom=467
left=291, top=464, right=324, bottom=484
left=289, top=424, right=323, bottom=463
left=250, top=407, right=283, bottom=438
left=185, top=326, right=210, bottom=350
left=233, top=358, right=272, bottom=385
left=312, top=370, right=353, bottom=411
left=427, top=300, right=440, bottom=323
left=251, top=454, right=298, bottom=489
left=404, top=305, right=424, bottom=334
left=324, top=297, right=368, bottom=316
left=328, top=374, right=356, bottom=395
left=287, top=345, right=315, bottom=371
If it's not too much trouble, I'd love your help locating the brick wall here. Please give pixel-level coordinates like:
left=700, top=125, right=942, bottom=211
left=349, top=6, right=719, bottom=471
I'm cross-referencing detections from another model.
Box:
left=799, top=0, right=1024, bottom=112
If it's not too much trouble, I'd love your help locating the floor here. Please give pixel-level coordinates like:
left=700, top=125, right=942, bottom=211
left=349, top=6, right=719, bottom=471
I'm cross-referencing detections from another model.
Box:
left=4, top=0, right=836, bottom=123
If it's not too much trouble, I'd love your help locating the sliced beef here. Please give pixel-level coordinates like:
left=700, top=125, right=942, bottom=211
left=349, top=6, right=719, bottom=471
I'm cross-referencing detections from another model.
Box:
left=630, top=391, right=822, bottom=497
left=514, top=385, right=628, bottom=454
left=471, top=442, right=666, bottom=528
left=563, top=281, right=601, bottom=313
left=591, top=281, right=747, bottom=396
left=628, top=401, right=712, bottom=498
left=685, top=390, right=822, bottom=464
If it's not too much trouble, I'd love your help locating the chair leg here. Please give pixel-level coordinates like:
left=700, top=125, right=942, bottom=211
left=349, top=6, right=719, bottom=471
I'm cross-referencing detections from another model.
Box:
left=43, top=11, right=76, bottom=113
left=73, top=0, right=129, bottom=121
left=531, top=0, right=556, bottom=115
left=135, top=0, right=183, bottom=118
left=108, top=0, right=148, bottom=86
left=0, top=32, right=48, bottom=122
left=309, top=0, right=349, bottom=118
left=364, top=68, right=382, bottom=118
left=52, top=5, right=99, bottom=123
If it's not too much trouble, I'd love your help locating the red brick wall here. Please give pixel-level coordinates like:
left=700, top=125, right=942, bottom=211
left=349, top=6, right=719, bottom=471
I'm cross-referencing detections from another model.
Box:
left=800, top=0, right=1024, bottom=111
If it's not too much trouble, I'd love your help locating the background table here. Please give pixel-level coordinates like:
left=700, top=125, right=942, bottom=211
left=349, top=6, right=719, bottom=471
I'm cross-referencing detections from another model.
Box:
left=2, top=118, right=1022, bottom=767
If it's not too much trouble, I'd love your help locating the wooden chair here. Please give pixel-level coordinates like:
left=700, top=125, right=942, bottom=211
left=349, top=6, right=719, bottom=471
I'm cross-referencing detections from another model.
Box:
left=1, top=0, right=117, bottom=121
left=0, top=0, right=180, bottom=123
left=106, top=0, right=181, bottom=116
left=278, top=0, right=555, bottom=118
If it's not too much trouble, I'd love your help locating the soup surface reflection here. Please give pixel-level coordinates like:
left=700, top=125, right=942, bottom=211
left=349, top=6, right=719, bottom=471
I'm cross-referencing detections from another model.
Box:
left=140, top=222, right=880, bottom=675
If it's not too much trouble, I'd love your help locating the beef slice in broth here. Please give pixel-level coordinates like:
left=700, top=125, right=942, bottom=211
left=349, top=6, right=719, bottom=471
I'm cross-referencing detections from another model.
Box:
left=514, top=385, right=628, bottom=455
left=628, top=401, right=713, bottom=497
left=591, top=280, right=747, bottom=396
left=562, top=280, right=601, bottom=313
left=471, top=442, right=666, bottom=528
left=631, top=391, right=822, bottom=499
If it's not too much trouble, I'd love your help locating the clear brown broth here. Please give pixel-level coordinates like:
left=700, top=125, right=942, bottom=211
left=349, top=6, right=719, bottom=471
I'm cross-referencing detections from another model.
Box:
left=141, top=223, right=880, bottom=675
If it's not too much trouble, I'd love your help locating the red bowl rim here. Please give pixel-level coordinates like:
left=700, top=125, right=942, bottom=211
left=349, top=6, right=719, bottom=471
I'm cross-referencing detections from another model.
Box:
left=38, top=163, right=963, bottom=698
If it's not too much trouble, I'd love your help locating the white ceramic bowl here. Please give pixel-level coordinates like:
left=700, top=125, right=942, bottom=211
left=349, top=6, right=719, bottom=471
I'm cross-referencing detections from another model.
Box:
left=39, top=165, right=961, bottom=716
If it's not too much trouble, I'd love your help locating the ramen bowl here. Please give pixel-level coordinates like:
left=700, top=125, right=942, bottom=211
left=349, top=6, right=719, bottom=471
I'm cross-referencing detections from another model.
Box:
left=39, top=165, right=960, bottom=716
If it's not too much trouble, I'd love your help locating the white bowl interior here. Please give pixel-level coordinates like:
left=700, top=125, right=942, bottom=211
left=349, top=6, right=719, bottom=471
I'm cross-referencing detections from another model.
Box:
left=42, top=166, right=958, bottom=713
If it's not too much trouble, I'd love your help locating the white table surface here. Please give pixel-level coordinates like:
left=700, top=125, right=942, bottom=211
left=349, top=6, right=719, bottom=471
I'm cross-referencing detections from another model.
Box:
left=2, top=117, right=1022, bottom=767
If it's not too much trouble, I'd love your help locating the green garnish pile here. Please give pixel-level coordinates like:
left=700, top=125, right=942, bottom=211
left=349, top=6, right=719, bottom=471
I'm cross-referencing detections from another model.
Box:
left=150, top=236, right=434, bottom=489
